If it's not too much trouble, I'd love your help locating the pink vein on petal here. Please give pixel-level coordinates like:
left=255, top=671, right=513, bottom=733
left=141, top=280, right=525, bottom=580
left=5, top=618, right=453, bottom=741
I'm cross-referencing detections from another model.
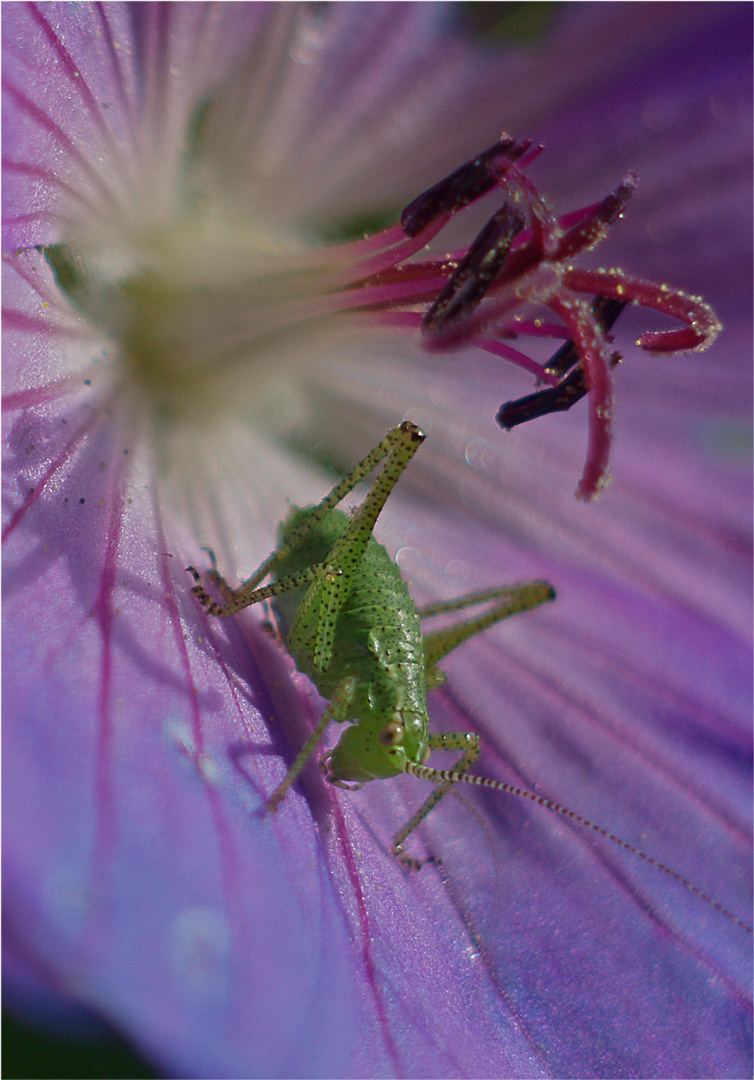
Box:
left=2, top=308, right=90, bottom=339
left=2, top=212, right=74, bottom=235
left=544, top=616, right=752, bottom=803
left=583, top=835, right=754, bottom=987
left=332, top=809, right=403, bottom=1076
left=151, top=481, right=206, bottom=757
left=92, top=1, right=137, bottom=130
left=27, top=3, right=130, bottom=168
left=2, top=156, right=89, bottom=187
left=2, top=78, right=118, bottom=207
left=131, top=3, right=175, bottom=155
left=2, top=378, right=88, bottom=412
left=170, top=537, right=267, bottom=760
left=2, top=259, right=71, bottom=313
left=150, top=479, right=243, bottom=888
left=464, top=666, right=752, bottom=939
left=479, top=646, right=749, bottom=848
left=435, top=689, right=752, bottom=1004
left=3, top=249, right=93, bottom=320
left=2, top=159, right=93, bottom=208
left=431, top=860, right=553, bottom=1072
left=150, top=479, right=272, bottom=1049
left=2, top=404, right=102, bottom=542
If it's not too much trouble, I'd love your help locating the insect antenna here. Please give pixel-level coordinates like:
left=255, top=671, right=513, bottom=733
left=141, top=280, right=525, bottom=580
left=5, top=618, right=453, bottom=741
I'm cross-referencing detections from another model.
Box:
left=404, top=760, right=752, bottom=933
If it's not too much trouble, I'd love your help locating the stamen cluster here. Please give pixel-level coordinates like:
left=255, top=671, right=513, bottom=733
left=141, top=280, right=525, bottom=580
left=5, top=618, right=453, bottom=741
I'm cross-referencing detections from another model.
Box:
left=339, top=136, right=720, bottom=500
left=37, top=133, right=719, bottom=503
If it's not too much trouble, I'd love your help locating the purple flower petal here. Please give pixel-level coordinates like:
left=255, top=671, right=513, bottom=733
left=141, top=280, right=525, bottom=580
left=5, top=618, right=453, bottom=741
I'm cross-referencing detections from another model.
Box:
left=4, top=4, right=751, bottom=1077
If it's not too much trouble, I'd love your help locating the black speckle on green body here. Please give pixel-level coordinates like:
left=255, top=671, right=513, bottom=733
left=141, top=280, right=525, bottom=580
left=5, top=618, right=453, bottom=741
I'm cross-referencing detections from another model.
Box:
left=273, top=505, right=429, bottom=782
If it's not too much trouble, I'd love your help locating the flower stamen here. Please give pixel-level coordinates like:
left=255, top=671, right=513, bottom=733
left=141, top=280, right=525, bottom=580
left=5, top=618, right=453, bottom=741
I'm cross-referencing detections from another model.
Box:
left=37, top=118, right=719, bottom=500
left=369, top=141, right=721, bottom=500
left=399, top=135, right=532, bottom=237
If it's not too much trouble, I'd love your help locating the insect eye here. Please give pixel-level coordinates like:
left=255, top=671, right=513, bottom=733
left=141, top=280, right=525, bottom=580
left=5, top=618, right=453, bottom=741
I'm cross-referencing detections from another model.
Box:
left=378, top=720, right=404, bottom=747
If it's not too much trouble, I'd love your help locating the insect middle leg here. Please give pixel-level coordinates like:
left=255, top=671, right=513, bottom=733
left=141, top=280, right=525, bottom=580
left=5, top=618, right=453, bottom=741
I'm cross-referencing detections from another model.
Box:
left=420, top=580, right=555, bottom=685
left=188, top=562, right=338, bottom=618
left=266, top=676, right=357, bottom=812
left=392, top=580, right=555, bottom=866
left=392, top=732, right=480, bottom=868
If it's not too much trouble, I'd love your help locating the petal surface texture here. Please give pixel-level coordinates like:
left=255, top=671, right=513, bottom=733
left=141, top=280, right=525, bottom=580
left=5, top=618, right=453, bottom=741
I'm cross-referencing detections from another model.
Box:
left=3, top=4, right=751, bottom=1077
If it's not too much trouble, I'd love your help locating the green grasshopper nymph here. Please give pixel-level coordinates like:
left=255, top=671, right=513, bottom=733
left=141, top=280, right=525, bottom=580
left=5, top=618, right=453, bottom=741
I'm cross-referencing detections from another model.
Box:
left=188, top=424, right=751, bottom=932
left=189, top=422, right=553, bottom=859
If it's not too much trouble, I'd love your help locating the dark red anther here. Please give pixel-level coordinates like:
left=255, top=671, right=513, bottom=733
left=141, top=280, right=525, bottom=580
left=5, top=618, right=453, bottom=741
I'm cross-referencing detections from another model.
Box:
left=498, top=296, right=627, bottom=429
left=423, top=204, right=526, bottom=333
left=400, top=136, right=528, bottom=237
left=498, top=365, right=593, bottom=430
left=498, top=351, right=623, bottom=430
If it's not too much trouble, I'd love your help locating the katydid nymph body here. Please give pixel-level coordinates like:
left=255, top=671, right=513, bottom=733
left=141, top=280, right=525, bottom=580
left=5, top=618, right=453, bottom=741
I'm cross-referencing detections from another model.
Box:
left=189, top=421, right=554, bottom=863
left=188, top=426, right=752, bottom=931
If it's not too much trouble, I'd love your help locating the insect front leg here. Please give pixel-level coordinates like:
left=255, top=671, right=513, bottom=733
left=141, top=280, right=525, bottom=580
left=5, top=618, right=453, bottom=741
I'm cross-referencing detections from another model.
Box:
left=189, top=548, right=240, bottom=606
left=266, top=675, right=356, bottom=811
left=392, top=732, right=480, bottom=869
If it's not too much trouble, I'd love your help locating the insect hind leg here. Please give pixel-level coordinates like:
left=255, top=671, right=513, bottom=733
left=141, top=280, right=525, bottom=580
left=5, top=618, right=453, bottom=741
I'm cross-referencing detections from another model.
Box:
left=318, top=421, right=425, bottom=586
left=189, top=422, right=425, bottom=620
left=286, top=421, right=426, bottom=667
